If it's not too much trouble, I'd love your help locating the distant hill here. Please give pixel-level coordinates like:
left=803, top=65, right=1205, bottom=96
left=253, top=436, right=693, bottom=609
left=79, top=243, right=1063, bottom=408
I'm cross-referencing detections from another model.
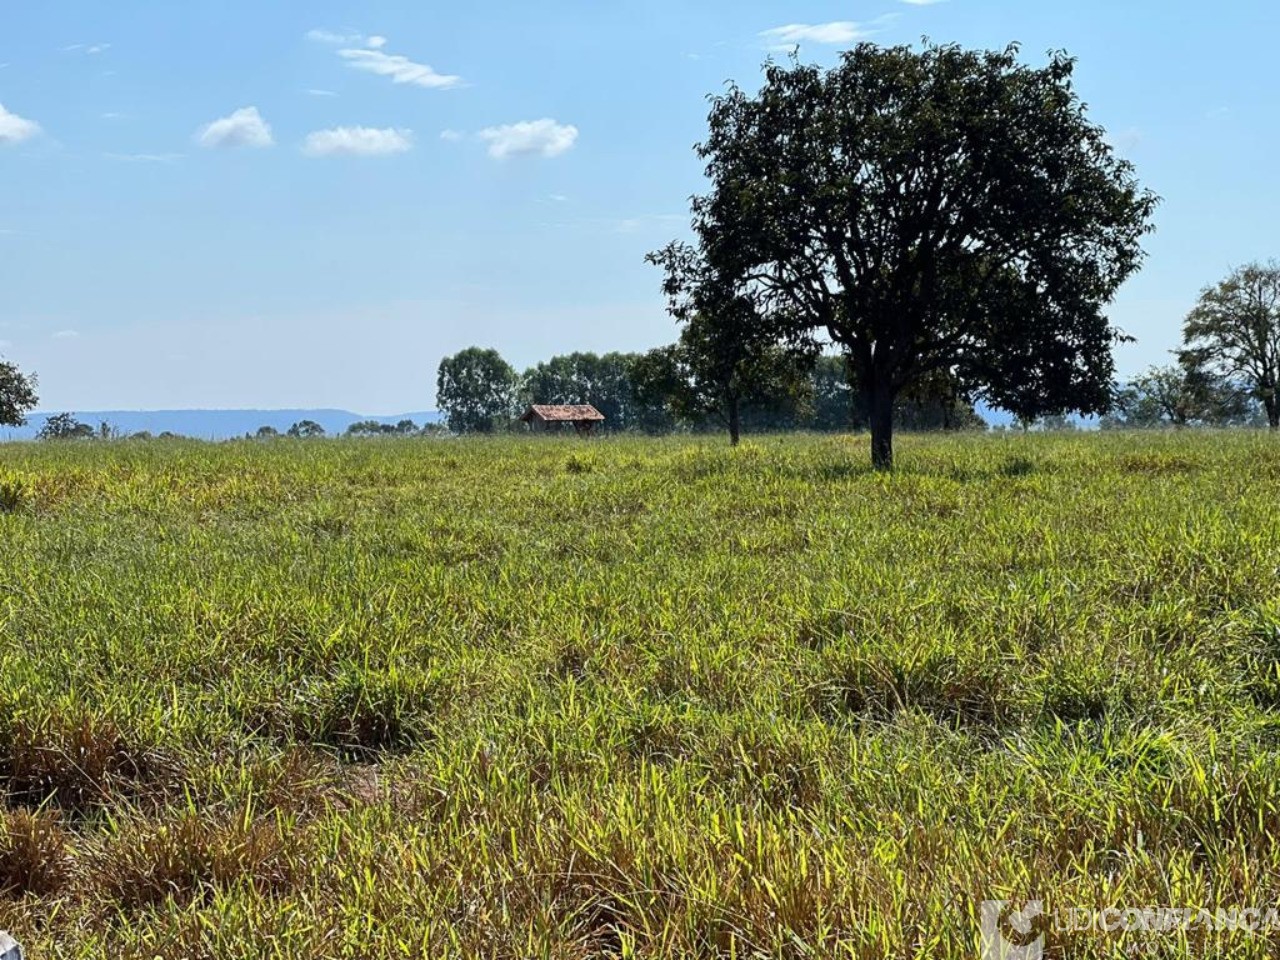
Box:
left=0, top=409, right=442, bottom=442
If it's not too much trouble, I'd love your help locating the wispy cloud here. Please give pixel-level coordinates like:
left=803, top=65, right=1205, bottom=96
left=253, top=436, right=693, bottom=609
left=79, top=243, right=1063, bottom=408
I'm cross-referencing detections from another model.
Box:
left=1108, top=127, right=1144, bottom=153
left=106, top=152, right=184, bottom=163
left=195, top=107, right=273, bottom=149
left=306, top=28, right=362, bottom=45
left=306, top=88, right=338, bottom=97
left=479, top=119, right=578, bottom=160
left=614, top=213, right=687, bottom=234
left=52, top=330, right=80, bottom=340
left=308, top=30, right=460, bottom=90
left=899, top=0, right=946, bottom=5
left=0, top=103, right=41, bottom=145
left=338, top=48, right=461, bottom=90
left=302, top=126, right=412, bottom=157
left=760, top=19, right=890, bottom=47
left=63, top=42, right=111, bottom=54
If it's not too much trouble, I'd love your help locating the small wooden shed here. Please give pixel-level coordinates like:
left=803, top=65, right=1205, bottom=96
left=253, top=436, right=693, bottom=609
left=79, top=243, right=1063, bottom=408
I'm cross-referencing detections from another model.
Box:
left=520, top=404, right=606, bottom=436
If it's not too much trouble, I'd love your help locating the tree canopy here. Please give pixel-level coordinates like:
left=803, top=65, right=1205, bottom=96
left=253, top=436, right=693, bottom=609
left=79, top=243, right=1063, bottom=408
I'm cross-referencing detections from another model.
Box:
left=437, top=347, right=520, bottom=434
left=679, top=42, right=1157, bottom=466
left=37, top=413, right=93, bottom=441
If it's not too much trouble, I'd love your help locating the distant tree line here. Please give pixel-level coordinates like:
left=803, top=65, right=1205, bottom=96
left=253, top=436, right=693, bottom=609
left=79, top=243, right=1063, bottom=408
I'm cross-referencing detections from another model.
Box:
left=435, top=345, right=985, bottom=439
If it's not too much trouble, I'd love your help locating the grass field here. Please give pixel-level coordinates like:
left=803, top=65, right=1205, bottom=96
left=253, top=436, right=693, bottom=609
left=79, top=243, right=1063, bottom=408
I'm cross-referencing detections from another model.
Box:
left=1, top=431, right=1279, bottom=958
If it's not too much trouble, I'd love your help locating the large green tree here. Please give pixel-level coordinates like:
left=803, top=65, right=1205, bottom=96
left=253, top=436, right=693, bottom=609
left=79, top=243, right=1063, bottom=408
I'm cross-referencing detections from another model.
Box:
left=436, top=347, right=520, bottom=434
left=1181, top=262, right=1280, bottom=429
left=680, top=43, right=1157, bottom=467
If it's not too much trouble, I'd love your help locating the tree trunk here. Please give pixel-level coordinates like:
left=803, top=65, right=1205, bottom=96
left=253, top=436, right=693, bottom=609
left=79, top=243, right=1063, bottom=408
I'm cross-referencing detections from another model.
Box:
left=1267, top=397, right=1279, bottom=430
left=728, top=397, right=742, bottom=447
left=868, top=380, right=894, bottom=470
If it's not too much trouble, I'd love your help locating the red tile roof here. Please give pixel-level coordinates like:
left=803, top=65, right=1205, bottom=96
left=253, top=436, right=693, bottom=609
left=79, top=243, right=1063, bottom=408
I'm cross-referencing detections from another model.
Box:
left=522, top=404, right=606, bottom=422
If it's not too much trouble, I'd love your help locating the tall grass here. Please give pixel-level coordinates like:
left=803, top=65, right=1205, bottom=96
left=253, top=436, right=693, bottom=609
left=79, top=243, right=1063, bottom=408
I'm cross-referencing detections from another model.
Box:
left=1, top=431, right=1278, bottom=957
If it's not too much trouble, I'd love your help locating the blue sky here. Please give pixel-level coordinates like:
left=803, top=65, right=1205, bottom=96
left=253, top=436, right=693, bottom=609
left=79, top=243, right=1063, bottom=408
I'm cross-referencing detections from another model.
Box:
left=1, top=1, right=1277, bottom=413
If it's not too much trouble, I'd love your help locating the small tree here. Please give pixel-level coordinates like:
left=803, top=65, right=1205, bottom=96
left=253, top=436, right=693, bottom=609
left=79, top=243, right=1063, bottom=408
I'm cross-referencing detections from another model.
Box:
left=633, top=322, right=812, bottom=445
left=287, top=420, right=326, bottom=439
left=648, top=239, right=814, bottom=446
left=0, top=360, right=38, bottom=427
left=254, top=425, right=280, bottom=439
left=436, top=347, right=519, bottom=434
left=37, top=413, right=94, bottom=440
left=1181, top=262, right=1280, bottom=429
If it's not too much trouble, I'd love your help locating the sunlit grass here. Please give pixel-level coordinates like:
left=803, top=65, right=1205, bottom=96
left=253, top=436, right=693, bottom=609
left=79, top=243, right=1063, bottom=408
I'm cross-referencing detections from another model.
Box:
left=1, top=431, right=1279, bottom=957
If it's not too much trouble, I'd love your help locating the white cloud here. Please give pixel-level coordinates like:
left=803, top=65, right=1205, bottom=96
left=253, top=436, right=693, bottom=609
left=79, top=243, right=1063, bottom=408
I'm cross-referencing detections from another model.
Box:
left=366, top=36, right=388, bottom=49
left=303, top=126, right=412, bottom=157
left=306, top=89, right=338, bottom=97
left=479, top=119, right=578, bottom=160
left=53, top=330, right=80, bottom=340
left=195, top=107, right=274, bottom=149
left=338, top=48, right=461, bottom=89
left=307, top=28, right=361, bottom=45
left=0, top=103, right=41, bottom=145
left=439, top=129, right=463, bottom=142
left=899, top=0, right=946, bottom=5
left=761, top=21, right=871, bottom=45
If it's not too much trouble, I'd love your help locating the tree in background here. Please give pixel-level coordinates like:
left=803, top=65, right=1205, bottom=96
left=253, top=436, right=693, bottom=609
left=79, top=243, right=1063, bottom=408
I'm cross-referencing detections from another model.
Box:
left=1103, top=362, right=1254, bottom=429
left=1181, top=262, right=1280, bottom=429
left=633, top=331, right=812, bottom=445
left=678, top=43, right=1157, bottom=467
left=37, top=413, right=94, bottom=441
left=346, top=420, right=390, bottom=437
left=254, top=426, right=280, bottom=439
left=436, top=347, right=519, bottom=434
left=0, top=359, right=38, bottom=427
left=287, top=420, right=326, bottom=439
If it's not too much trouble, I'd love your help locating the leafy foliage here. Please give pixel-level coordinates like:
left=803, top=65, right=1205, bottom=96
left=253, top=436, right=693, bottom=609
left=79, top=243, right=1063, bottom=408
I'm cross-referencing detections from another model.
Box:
left=36, top=412, right=94, bottom=441
left=0, top=359, right=38, bottom=428
left=286, top=420, right=326, bottom=439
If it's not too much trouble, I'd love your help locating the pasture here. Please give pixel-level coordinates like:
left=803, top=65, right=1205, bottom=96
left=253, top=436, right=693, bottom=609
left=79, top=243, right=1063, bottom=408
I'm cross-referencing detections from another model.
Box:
left=1, top=432, right=1279, bottom=958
